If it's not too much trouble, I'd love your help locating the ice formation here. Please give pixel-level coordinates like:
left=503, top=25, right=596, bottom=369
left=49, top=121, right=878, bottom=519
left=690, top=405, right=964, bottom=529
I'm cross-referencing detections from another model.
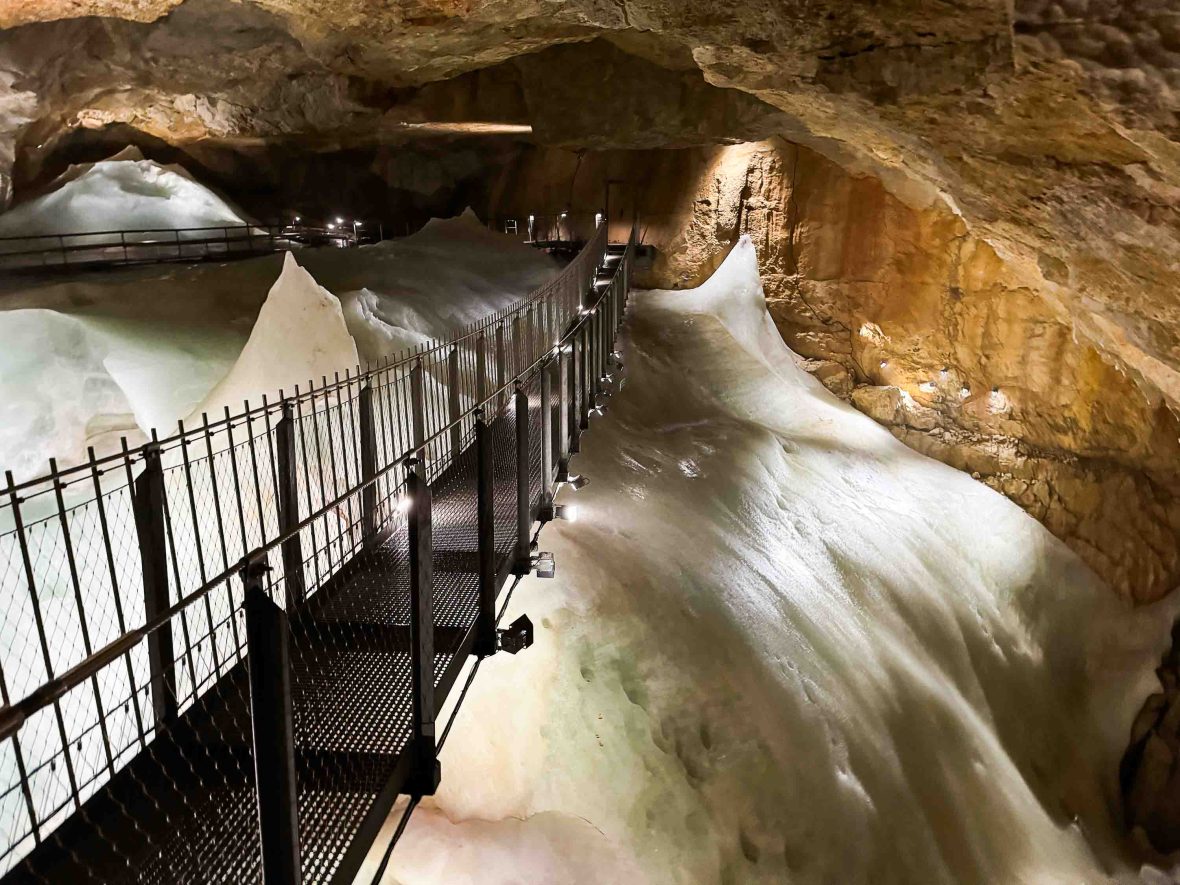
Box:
left=377, top=238, right=1180, bottom=884
left=0, top=206, right=556, bottom=480
left=0, top=148, right=249, bottom=238
left=191, top=251, right=359, bottom=419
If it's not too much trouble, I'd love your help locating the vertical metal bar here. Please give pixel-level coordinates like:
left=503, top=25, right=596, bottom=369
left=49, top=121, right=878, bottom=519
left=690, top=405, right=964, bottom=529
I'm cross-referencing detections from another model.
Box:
left=6, top=470, right=81, bottom=809
left=513, top=382, right=530, bottom=573
left=558, top=345, right=571, bottom=473
left=579, top=324, right=591, bottom=431
left=540, top=358, right=553, bottom=505
left=224, top=406, right=252, bottom=558
left=276, top=400, right=306, bottom=607
left=202, top=413, right=244, bottom=661
left=292, top=386, right=323, bottom=595
left=405, top=461, right=440, bottom=796
left=511, top=315, right=523, bottom=380
left=568, top=334, right=581, bottom=456
left=358, top=383, right=378, bottom=544
left=177, top=423, right=221, bottom=681
left=132, top=444, right=178, bottom=726
left=476, top=333, right=488, bottom=410
left=243, top=560, right=301, bottom=885
left=495, top=323, right=506, bottom=414
left=157, top=435, right=200, bottom=711
left=410, top=360, right=426, bottom=476
left=49, top=458, right=115, bottom=773
left=319, top=376, right=346, bottom=563
left=0, top=657, right=39, bottom=845
left=448, top=347, right=461, bottom=462
left=474, top=411, right=496, bottom=656
left=90, top=447, right=147, bottom=747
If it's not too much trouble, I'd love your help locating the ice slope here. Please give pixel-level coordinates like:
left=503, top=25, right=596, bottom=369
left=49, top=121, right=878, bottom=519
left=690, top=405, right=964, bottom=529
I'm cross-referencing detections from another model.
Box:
left=301, top=209, right=560, bottom=362
left=379, top=237, right=1179, bottom=884
left=0, top=148, right=249, bottom=237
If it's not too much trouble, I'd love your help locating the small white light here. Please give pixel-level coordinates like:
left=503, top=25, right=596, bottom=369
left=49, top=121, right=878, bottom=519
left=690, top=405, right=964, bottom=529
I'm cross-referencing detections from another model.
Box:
left=555, top=504, right=578, bottom=522
left=560, top=212, right=568, bottom=218
left=336, top=216, right=345, bottom=224
left=294, top=215, right=301, bottom=222
left=960, top=386, right=970, bottom=398
left=397, top=495, right=411, bottom=515
left=327, top=222, right=336, bottom=229
left=595, top=212, right=603, bottom=226
left=879, top=360, right=888, bottom=369
left=529, top=215, right=535, bottom=222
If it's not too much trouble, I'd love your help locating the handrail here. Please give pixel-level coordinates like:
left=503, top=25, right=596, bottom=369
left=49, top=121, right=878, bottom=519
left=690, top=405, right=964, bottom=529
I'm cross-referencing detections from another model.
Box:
left=0, top=220, right=629, bottom=745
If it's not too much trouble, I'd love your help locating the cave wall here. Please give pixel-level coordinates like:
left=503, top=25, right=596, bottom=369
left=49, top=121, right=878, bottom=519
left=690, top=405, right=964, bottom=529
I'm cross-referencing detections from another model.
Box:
left=485, top=139, right=1180, bottom=603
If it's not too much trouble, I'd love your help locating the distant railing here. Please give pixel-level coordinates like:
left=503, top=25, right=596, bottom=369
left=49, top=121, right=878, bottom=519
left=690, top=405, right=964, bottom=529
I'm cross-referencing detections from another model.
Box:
left=0, top=218, right=631, bottom=882
left=0, top=223, right=374, bottom=272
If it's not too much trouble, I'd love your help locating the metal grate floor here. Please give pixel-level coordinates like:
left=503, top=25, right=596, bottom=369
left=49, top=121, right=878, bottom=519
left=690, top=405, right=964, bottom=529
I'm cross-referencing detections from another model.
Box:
left=9, top=405, right=530, bottom=885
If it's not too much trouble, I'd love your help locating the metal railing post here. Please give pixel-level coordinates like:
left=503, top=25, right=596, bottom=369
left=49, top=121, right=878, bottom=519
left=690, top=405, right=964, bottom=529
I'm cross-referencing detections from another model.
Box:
left=474, top=410, right=497, bottom=656
left=495, top=323, right=507, bottom=414
left=243, top=557, right=301, bottom=885
left=476, top=332, right=488, bottom=408
left=410, top=360, right=426, bottom=475
left=579, top=324, right=590, bottom=432
left=514, top=382, right=531, bottom=573
left=569, top=334, right=582, bottom=455
left=540, top=357, right=553, bottom=505
left=558, top=344, right=571, bottom=474
left=133, top=443, right=178, bottom=726
left=448, top=346, right=461, bottom=462
left=276, top=400, right=306, bottom=607
left=405, top=459, right=440, bottom=795
left=359, top=383, right=378, bottom=544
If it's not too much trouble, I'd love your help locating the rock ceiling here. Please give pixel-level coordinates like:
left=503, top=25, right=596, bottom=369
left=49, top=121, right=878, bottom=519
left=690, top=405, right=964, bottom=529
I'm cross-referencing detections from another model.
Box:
left=0, top=0, right=1178, bottom=598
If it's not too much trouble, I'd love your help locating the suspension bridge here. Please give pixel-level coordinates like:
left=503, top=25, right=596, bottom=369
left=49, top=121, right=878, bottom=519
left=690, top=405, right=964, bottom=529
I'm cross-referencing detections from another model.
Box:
left=0, top=219, right=635, bottom=883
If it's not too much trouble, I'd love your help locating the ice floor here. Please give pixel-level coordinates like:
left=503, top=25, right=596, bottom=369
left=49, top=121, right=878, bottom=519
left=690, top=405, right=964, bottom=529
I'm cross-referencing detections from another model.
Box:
left=371, top=239, right=1180, bottom=885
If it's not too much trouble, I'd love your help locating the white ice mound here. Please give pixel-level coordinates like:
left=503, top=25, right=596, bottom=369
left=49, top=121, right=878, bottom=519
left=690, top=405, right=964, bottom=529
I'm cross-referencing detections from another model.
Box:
left=386, top=236, right=1180, bottom=884
left=192, top=252, right=359, bottom=419
left=0, top=147, right=249, bottom=237
left=0, top=310, right=137, bottom=480
left=319, top=209, right=558, bottom=364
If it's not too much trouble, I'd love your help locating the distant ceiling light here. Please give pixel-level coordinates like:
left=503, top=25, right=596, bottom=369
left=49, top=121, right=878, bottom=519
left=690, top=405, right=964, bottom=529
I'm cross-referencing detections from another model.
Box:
left=336, top=217, right=344, bottom=224
left=595, top=212, right=603, bottom=226
left=528, top=215, right=535, bottom=222
left=294, top=215, right=301, bottom=222
left=879, top=360, right=888, bottom=369
left=960, top=386, right=970, bottom=398
left=327, top=222, right=336, bottom=229
left=560, top=212, right=568, bottom=218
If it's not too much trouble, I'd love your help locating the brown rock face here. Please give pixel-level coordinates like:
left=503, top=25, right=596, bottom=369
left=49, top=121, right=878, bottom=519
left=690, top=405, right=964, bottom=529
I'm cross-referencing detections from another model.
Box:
left=483, top=136, right=1180, bottom=602
left=0, top=0, right=1178, bottom=605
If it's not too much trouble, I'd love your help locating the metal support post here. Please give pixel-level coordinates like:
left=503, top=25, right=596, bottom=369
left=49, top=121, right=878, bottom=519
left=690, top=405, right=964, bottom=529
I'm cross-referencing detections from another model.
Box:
left=243, top=557, right=301, bottom=885
left=406, top=460, right=440, bottom=795
left=448, top=346, right=461, bottom=461
left=133, top=443, right=177, bottom=726
left=474, top=410, right=497, bottom=656
left=358, top=383, right=378, bottom=544
left=276, top=400, right=305, bottom=607
left=514, top=383, right=531, bottom=573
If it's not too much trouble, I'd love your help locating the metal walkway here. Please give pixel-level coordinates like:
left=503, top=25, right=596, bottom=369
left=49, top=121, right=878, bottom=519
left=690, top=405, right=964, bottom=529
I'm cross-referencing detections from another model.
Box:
left=0, top=224, right=635, bottom=883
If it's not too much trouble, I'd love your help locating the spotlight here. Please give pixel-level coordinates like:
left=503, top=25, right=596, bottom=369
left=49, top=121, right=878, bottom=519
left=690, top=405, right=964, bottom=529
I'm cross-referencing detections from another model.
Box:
left=553, top=504, right=578, bottom=522
left=336, top=216, right=345, bottom=224
left=533, top=552, right=556, bottom=579
left=396, top=495, right=411, bottom=515
left=497, top=615, right=534, bottom=654
left=294, top=215, right=301, bottom=222
left=566, top=473, right=589, bottom=491
left=327, top=222, right=336, bottom=230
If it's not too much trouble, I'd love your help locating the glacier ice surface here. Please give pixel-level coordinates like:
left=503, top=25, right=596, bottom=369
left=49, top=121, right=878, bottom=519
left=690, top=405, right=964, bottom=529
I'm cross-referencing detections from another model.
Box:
left=373, top=237, right=1180, bottom=884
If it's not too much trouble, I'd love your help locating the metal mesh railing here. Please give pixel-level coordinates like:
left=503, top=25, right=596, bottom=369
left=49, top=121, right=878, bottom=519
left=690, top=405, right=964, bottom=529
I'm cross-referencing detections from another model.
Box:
left=0, top=219, right=634, bottom=884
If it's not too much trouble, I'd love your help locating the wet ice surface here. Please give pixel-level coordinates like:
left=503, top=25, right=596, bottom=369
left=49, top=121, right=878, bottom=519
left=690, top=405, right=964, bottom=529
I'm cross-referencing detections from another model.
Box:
left=0, top=149, right=249, bottom=238
left=0, top=205, right=557, bottom=480
left=380, top=238, right=1180, bottom=884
